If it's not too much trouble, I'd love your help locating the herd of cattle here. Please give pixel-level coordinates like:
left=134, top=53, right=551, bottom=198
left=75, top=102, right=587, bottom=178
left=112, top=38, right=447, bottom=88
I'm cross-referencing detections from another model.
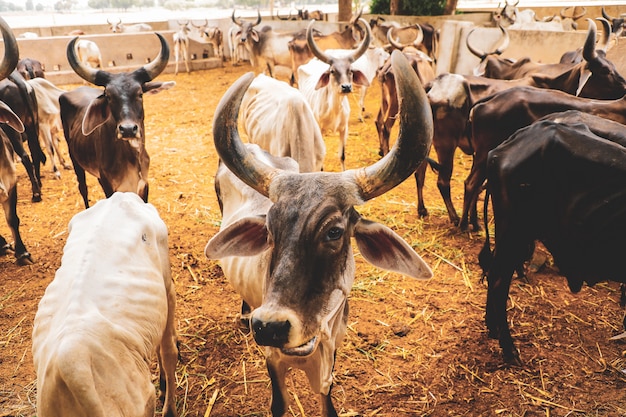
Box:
left=0, top=2, right=625, bottom=416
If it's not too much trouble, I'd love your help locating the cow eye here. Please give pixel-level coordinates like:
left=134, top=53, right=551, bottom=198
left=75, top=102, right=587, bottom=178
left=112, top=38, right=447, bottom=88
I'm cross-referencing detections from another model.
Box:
left=326, top=227, right=343, bottom=241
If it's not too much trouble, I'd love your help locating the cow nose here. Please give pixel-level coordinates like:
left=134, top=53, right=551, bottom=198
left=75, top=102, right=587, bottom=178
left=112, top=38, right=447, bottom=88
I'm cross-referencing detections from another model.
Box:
left=251, top=317, right=291, bottom=348
left=118, top=124, right=139, bottom=138
left=341, top=84, right=352, bottom=94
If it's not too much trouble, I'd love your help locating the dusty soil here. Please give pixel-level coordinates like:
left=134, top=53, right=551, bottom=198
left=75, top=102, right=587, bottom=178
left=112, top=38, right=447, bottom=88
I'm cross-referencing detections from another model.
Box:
left=0, top=62, right=625, bottom=417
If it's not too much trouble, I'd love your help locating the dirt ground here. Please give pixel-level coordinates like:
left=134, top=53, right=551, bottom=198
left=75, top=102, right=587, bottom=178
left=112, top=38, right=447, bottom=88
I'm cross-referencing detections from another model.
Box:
left=0, top=62, right=625, bottom=417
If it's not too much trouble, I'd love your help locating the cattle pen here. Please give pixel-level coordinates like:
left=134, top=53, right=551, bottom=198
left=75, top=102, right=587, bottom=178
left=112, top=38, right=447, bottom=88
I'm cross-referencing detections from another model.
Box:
left=0, top=5, right=626, bottom=417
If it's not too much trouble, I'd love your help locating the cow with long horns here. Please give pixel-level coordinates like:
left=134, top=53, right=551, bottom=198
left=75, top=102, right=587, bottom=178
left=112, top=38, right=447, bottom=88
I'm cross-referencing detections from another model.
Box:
left=60, top=34, right=175, bottom=208
left=205, top=51, right=433, bottom=417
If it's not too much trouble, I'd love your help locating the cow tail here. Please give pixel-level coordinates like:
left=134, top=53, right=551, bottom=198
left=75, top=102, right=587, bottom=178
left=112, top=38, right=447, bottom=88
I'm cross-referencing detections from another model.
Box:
left=478, top=184, right=492, bottom=282
left=425, top=157, right=441, bottom=174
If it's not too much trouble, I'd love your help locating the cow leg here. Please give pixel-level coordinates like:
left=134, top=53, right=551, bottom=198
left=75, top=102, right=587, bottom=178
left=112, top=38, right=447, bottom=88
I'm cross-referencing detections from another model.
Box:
left=3, top=185, right=32, bottom=265
left=40, top=125, right=60, bottom=179
left=338, top=128, right=347, bottom=171
left=321, top=382, right=339, bottom=417
left=157, top=282, right=179, bottom=417
left=433, top=143, right=460, bottom=226
left=413, top=160, right=428, bottom=218
left=4, top=128, right=42, bottom=202
left=98, top=178, right=115, bottom=199
left=266, top=354, right=289, bottom=417
left=460, top=157, right=486, bottom=232
left=485, top=243, right=525, bottom=365
left=69, top=155, right=90, bottom=208
left=374, top=108, right=388, bottom=157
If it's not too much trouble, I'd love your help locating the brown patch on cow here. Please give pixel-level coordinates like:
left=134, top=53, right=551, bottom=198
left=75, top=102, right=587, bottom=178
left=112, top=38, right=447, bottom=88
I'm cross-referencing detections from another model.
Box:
left=0, top=64, right=624, bottom=417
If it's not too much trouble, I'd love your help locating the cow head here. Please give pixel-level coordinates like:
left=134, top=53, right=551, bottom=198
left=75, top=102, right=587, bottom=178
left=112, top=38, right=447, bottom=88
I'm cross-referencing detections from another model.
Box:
left=387, top=24, right=424, bottom=53
left=176, top=20, right=191, bottom=37
left=207, top=50, right=433, bottom=357
left=602, top=7, right=626, bottom=37
left=66, top=34, right=175, bottom=141
left=17, top=58, right=45, bottom=80
left=232, top=9, right=261, bottom=45
left=307, top=18, right=371, bottom=94
left=107, top=18, right=123, bottom=33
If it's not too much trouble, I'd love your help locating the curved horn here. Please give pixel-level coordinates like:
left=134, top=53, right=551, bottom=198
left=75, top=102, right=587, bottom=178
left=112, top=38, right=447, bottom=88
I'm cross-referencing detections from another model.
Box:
left=387, top=28, right=405, bottom=50
left=232, top=10, right=242, bottom=27
left=465, top=27, right=486, bottom=59
left=212, top=72, right=278, bottom=197
left=494, top=24, right=509, bottom=54
left=254, top=9, right=261, bottom=26
left=412, top=24, right=424, bottom=47
left=596, top=17, right=611, bottom=52
left=572, top=6, right=586, bottom=20
left=191, top=19, right=207, bottom=28
left=560, top=6, right=571, bottom=19
left=353, top=50, right=433, bottom=201
left=136, top=33, right=170, bottom=81
left=602, top=6, right=614, bottom=22
left=307, top=19, right=332, bottom=64
left=582, top=18, right=598, bottom=62
left=0, top=16, right=19, bottom=82
left=67, top=36, right=100, bottom=85
left=347, top=19, right=371, bottom=62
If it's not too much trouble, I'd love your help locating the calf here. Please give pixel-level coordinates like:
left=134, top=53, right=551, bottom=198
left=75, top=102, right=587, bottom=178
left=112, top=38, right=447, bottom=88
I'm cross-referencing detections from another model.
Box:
left=194, top=19, right=224, bottom=60
left=240, top=74, right=325, bottom=173
left=75, top=39, right=103, bottom=69
left=206, top=50, right=433, bottom=417
left=27, top=77, right=71, bottom=178
left=173, top=20, right=191, bottom=74
left=297, top=18, right=371, bottom=170
left=60, top=34, right=175, bottom=208
left=479, top=111, right=626, bottom=365
left=32, top=192, right=178, bottom=417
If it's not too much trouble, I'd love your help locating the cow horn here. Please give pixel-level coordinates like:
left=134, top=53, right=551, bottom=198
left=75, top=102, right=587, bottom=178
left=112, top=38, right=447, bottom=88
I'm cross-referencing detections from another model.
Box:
left=254, top=9, right=261, bottom=26
left=352, top=50, right=432, bottom=201
left=412, top=24, right=424, bottom=47
left=582, top=18, right=598, bottom=62
left=139, top=33, right=170, bottom=81
left=231, top=10, right=242, bottom=27
left=466, top=24, right=508, bottom=59
left=67, top=36, right=100, bottom=85
left=0, top=16, right=19, bottom=82
left=596, top=17, right=611, bottom=52
left=602, top=7, right=613, bottom=21
left=387, top=29, right=404, bottom=50
left=212, top=72, right=278, bottom=197
left=465, top=28, right=486, bottom=59
left=494, top=24, right=509, bottom=54
left=307, top=18, right=371, bottom=65
left=191, top=19, right=207, bottom=28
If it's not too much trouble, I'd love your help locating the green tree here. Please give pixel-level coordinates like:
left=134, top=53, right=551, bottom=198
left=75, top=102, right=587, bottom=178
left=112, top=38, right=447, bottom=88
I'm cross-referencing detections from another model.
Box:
left=88, top=0, right=110, bottom=9
left=370, top=0, right=446, bottom=16
left=35, top=1, right=43, bottom=9
left=110, top=0, right=136, bottom=10
left=54, top=0, right=75, bottom=11
left=25, top=0, right=33, bottom=10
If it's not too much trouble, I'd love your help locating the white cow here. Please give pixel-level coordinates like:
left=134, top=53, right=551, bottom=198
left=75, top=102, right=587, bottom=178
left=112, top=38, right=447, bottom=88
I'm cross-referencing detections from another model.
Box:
left=108, top=19, right=153, bottom=33
left=324, top=46, right=389, bottom=122
left=75, top=39, right=103, bottom=69
left=173, top=20, right=191, bottom=75
left=26, top=77, right=71, bottom=178
left=297, top=19, right=372, bottom=170
left=32, top=192, right=178, bottom=417
left=206, top=51, right=433, bottom=417
left=240, top=74, right=325, bottom=173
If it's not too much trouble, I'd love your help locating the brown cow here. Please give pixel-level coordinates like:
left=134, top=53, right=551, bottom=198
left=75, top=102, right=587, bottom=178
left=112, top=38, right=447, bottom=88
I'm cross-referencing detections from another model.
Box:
left=60, top=34, right=175, bottom=208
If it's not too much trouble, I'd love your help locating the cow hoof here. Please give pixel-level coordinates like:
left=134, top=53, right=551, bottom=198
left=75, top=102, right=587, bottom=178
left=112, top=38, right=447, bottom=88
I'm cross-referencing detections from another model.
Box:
left=502, top=350, right=522, bottom=367
left=32, top=193, right=42, bottom=203
left=16, top=253, right=33, bottom=266
left=0, top=243, right=13, bottom=256
left=417, top=208, right=429, bottom=218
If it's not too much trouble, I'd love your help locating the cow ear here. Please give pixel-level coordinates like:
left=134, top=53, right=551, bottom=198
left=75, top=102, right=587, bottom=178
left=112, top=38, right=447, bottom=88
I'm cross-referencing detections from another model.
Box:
left=0, top=101, right=24, bottom=133
left=352, top=70, right=370, bottom=87
left=143, top=81, right=176, bottom=95
left=354, top=218, right=432, bottom=280
left=205, top=215, right=269, bottom=259
left=315, top=71, right=331, bottom=90
left=250, top=29, right=259, bottom=42
left=82, top=94, right=110, bottom=136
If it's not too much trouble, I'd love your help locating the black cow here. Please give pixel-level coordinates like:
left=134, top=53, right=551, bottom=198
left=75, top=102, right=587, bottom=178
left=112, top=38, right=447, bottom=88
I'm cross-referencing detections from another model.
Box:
left=0, top=16, right=34, bottom=264
left=479, top=110, right=626, bottom=364
left=17, top=58, right=45, bottom=80
left=60, top=34, right=174, bottom=209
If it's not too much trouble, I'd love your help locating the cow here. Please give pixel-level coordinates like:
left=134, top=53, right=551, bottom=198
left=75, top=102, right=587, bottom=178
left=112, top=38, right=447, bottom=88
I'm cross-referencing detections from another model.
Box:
left=465, top=85, right=626, bottom=233
left=173, top=20, right=191, bottom=75
left=369, top=16, right=438, bottom=62
left=0, top=16, right=33, bottom=265
left=297, top=18, right=371, bottom=171
left=287, top=21, right=360, bottom=86
left=32, top=191, right=178, bottom=417
left=17, top=58, right=45, bottom=80
left=75, top=39, right=103, bottom=69
left=240, top=74, right=325, bottom=173
left=377, top=29, right=435, bottom=156
left=27, top=77, right=71, bottom=178
left=276, top=8, right=324, bottom=21
left=602, top=7, right=626, bottom=37
left=478, top=110, right=626, bottom=365
left=205, top=50, right=433, bottom=417
left=60, top=34, right=175, bottom=208
left=193, top=19, right=224, bottom=60
left=0, top=70, right=46, bottom=203
left=231, top=10, right=297, bottom=78
left=108, top=18, right=153, bottom=33
left=423, top=17, right=626, bottom=231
